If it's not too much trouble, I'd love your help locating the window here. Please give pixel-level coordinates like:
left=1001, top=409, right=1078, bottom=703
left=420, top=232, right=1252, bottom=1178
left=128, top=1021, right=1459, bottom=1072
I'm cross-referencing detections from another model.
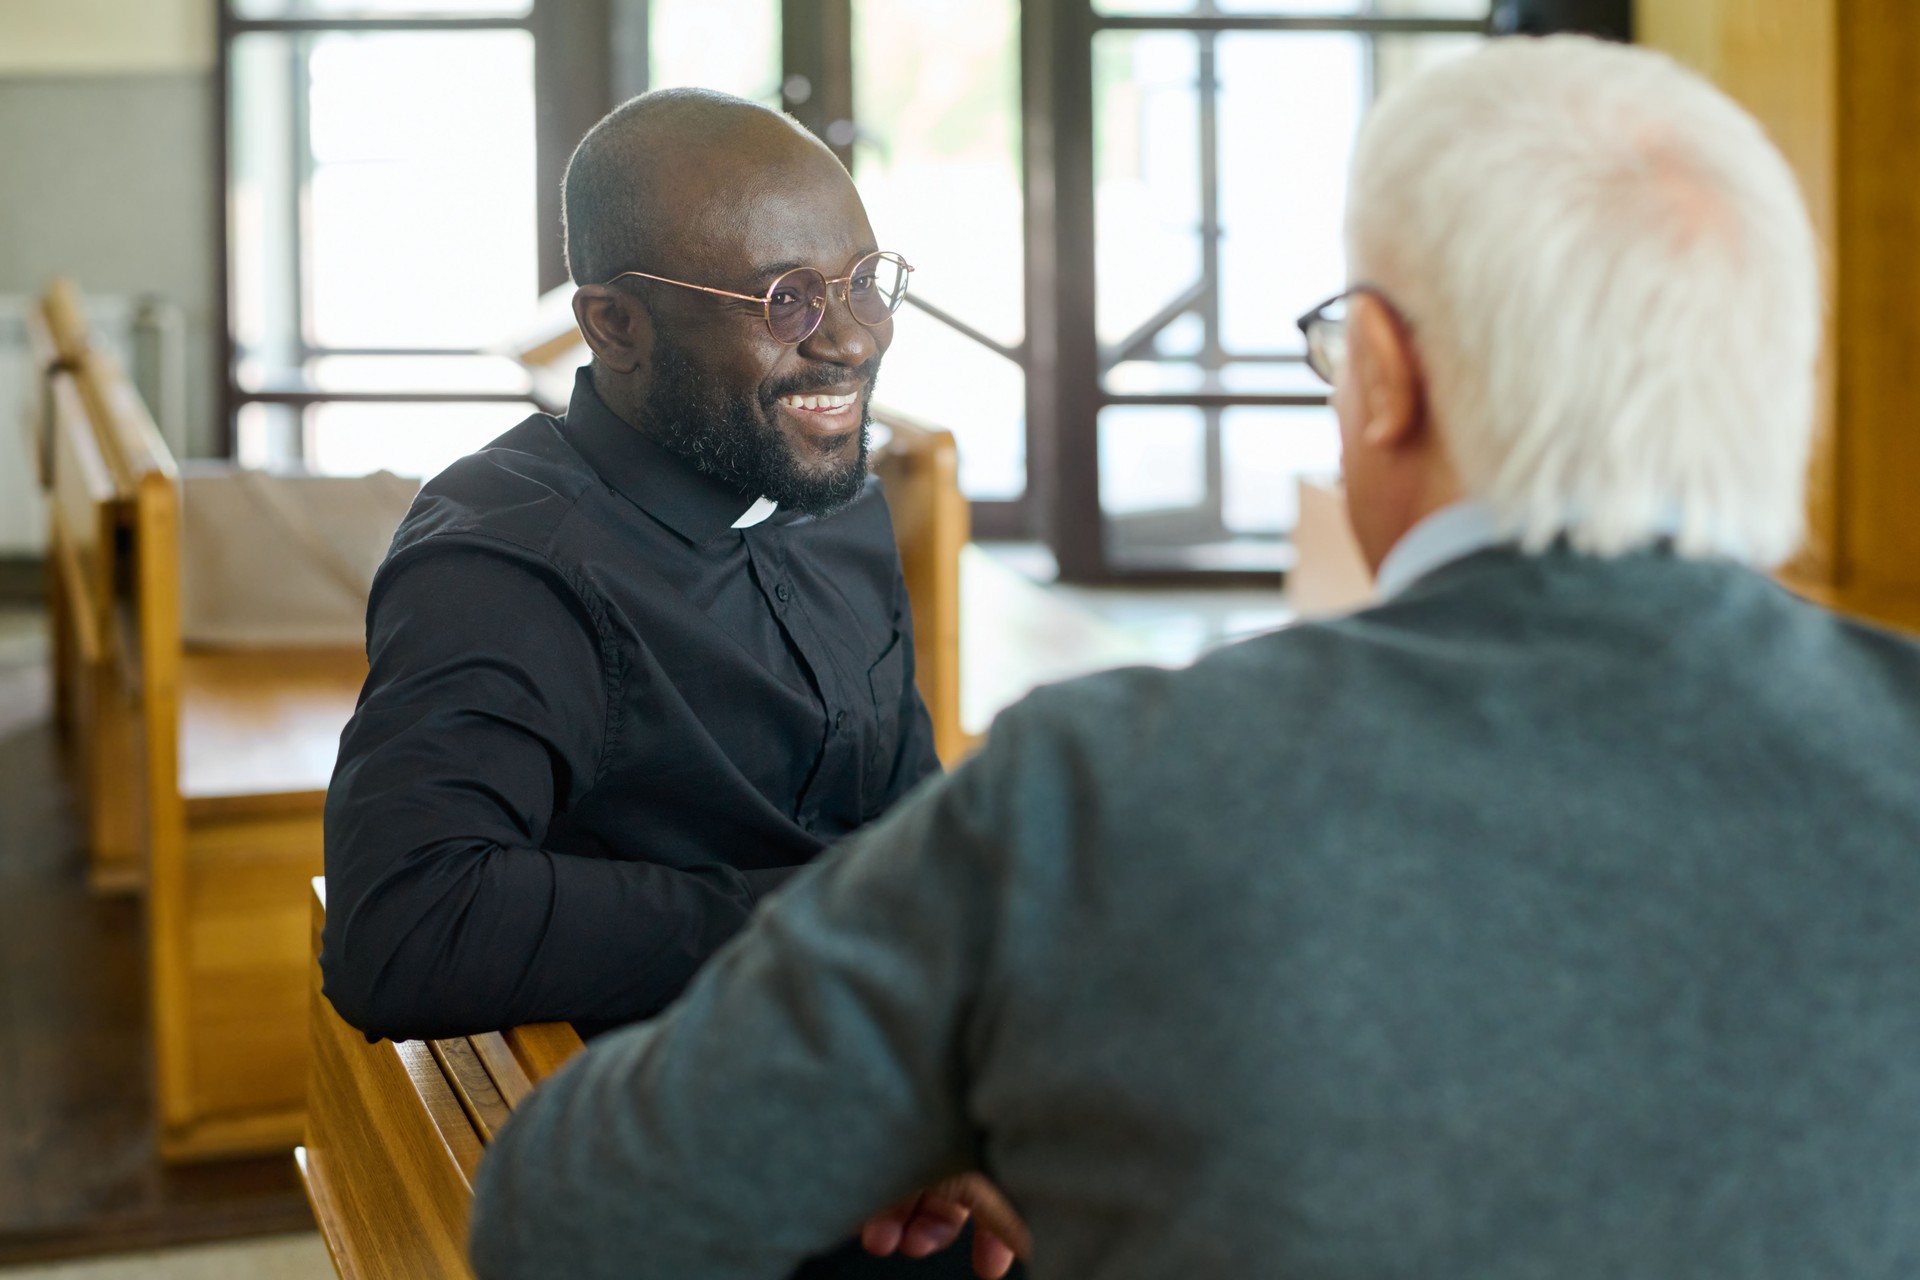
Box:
left=852, top=0, right=1028, bottom=512
left=220, top=0, right=1527, bottom=579
left=646, top=0, right=780, bottom=102
left=222, top=2, right=563, bottom=480
left=1030, top=0, right=1491, bottom=579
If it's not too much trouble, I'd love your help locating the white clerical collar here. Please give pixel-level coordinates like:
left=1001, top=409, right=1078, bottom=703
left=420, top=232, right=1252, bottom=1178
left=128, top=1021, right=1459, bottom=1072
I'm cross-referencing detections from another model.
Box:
left=731, top=496, right=778, bottom=529
left=1373, top=499, right=1508, bottom=601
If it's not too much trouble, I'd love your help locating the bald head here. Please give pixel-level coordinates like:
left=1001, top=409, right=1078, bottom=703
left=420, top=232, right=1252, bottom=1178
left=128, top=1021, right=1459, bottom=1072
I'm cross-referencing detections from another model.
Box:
left=562, top=87, right=890, bottom=519
left=562, top=88, right=843, bottom=287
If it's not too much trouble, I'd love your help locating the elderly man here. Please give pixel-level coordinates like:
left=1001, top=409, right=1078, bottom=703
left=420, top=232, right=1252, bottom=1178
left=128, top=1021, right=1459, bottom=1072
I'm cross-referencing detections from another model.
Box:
left=469, top=36, right=1920, bottom=1280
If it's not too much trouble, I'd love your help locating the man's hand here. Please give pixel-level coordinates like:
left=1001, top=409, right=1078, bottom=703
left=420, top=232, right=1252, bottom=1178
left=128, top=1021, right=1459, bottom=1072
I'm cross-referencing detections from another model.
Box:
left=859, top=1173, right=1032, bottom=1279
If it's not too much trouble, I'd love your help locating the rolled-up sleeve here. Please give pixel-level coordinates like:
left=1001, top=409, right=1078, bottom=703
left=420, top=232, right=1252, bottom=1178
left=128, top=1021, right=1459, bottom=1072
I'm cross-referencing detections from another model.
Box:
left=320, top=539, right=769, bottom=1041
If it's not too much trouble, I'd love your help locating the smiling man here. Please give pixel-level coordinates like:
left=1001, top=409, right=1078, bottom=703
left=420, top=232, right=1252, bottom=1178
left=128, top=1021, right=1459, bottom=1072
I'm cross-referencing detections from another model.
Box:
left=321, top=89, right=938, bottom=1053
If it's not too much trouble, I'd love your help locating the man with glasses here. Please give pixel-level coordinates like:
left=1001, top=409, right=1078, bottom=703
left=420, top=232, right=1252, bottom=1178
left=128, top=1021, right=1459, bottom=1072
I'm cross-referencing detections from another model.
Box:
left=325, top=84, right=930, bottom=1033
left=472, top=37, right=1920, bottom=1280
left=324, top=86, right=1010, bottom=1277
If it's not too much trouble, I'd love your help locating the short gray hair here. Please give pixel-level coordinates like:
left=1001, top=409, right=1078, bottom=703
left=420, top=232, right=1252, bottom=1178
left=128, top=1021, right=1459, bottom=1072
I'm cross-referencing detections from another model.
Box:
left=1346, top=36, right=1820, bottom=566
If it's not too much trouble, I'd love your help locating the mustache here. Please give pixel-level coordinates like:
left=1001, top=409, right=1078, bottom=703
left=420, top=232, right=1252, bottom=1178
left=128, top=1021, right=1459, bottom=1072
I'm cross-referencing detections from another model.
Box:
left=762, top=358, right=881, bottom=406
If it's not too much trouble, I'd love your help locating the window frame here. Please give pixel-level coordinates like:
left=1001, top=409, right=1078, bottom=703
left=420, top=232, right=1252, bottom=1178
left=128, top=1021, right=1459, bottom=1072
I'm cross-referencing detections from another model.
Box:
left=1023, top=0, right=1495, bottom=583
left=213, top=1, right=610, bottom=459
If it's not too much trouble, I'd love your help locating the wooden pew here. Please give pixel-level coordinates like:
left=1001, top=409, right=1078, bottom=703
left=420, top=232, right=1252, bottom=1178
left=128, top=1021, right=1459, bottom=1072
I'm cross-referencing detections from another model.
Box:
left=69, top=348, right=369, bottom=1160
left=24, top=292, right=75, bottom=746
left=44, top=360, right=146, bottom=890
left=871, top=408, right=970, bottom=766
left=22, top=280, right=65, bottom=491
left=301, top=879, right=585, bottom=1278
left=41, top=276, right=92, bottom=368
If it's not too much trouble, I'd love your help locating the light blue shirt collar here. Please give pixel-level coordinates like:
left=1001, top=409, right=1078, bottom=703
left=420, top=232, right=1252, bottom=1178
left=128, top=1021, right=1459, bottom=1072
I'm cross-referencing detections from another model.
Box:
left=1373, top=499, right=1509, bottom=601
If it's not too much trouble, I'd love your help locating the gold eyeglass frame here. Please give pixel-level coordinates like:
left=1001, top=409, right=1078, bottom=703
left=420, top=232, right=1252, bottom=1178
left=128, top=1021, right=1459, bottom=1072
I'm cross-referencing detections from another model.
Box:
left=600, top=249, right=914, bottom=346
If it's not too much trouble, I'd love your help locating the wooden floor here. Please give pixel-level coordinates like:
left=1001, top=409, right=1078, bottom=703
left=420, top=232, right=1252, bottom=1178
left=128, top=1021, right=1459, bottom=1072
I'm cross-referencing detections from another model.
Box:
left=0, top=609, right=314, bottom=1268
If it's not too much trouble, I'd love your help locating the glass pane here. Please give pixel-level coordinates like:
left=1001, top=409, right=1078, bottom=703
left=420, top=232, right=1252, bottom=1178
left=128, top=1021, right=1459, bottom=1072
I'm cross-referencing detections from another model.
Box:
left=1094, top=1, right=1488, bottom=15
left=1218, top=362, right=1327, bottom=395
left=854, top=0, right=1022, bottom=350
left=648, top=0, right=781, bottom=104
left=1220, top=406, right=1342, bottom=534
left=877, top=309, right=1026, bottom=501
left=305, top=29, right=539, bottom=348
left=1374, top=31, right=1484, bottom=93
left=238, top=353, right=532, bottom=396
left=1092, top=30, right=1485, bottom=373
left=236, top=402, right=302, bottom=471
left=1105, top=361, right=1207, bottom=396
left=853, top=0, right=1025, bottom=502
left=1104, top=360, right=1327, bottom=396
left=1217, top=32, right=1365, bottom=355
left=1081, top=20, right=1488, bottom=568
left=229, top=33, right=302, bottom=371
left=1099, top=405, right=1207, bottom=516
left=1094, top=31, right=1202, bottom=353
left=305, top=401, right=536, bottom=479
left=233, top=0, right=531, bottom=16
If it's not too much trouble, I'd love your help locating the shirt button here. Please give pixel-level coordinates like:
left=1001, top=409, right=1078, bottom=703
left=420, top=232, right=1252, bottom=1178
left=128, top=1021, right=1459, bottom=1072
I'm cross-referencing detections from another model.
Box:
left=834, top=710, right=848, bottom=733
left=775, top=582, right=792, bottom=602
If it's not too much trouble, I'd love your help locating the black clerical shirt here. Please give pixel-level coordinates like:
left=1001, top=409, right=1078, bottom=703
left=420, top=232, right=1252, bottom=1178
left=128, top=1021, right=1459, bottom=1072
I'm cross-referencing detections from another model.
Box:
left=320, top=368, right=940, bottom=1043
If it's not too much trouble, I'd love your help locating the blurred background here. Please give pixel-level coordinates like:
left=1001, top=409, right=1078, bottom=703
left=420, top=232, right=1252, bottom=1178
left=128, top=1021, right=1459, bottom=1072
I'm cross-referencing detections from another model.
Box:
left=0, top=0, right=1533, bottom=588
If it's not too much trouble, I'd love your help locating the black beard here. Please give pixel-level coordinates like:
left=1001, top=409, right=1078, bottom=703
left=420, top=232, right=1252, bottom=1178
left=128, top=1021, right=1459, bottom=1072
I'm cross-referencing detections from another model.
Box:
left=641, top=335, right=876, bottom=519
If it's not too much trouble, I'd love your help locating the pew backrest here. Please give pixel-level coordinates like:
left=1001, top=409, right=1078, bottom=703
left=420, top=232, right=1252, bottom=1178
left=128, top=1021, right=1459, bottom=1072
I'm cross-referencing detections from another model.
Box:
left=47, top=368, right=123, bottom=672
left=74, top=350, right=199, bottom=1125
left=43, top=276, right=92, bottom=370
left=871, top=407, right=969, bottom=766
left=23, top=291, right=63, bottom=492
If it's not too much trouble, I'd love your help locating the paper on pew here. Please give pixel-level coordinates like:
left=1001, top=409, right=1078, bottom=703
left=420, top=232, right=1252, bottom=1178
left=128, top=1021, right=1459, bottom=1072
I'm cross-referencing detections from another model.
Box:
left=1288, top=476, right=1375, bottom=619
left=180, top=463, right=420, bottom=649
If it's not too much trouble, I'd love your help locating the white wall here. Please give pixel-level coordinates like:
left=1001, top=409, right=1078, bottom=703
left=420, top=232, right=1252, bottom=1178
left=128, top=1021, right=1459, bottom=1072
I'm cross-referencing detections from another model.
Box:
left=0, top=0, right=215, bottom=76
left=0, top=1, right=217, bottom=556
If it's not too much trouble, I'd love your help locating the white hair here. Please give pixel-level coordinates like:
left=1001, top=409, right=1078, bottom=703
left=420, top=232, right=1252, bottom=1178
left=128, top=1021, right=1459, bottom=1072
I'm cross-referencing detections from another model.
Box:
left=1346, top=35, right=1820, bottom=566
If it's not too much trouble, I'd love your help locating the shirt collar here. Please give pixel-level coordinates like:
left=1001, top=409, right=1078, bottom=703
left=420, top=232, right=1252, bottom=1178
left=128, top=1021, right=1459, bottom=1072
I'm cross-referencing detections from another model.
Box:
left=560, top=366, right=774, bottom=543
left=732, top=496, right=779, bottom=529
left=1373, top=499, right=1510, bottom=601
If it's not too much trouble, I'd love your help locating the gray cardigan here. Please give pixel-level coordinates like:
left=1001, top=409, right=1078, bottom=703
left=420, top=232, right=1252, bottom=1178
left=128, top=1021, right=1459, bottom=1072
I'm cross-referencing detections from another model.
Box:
left=471, top=547, right=1920, bottom=1279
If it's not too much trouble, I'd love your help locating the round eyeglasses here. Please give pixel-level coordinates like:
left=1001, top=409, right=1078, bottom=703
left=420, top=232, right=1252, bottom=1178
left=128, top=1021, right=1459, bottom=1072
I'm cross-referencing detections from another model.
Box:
left=1295, top=284, right=1411, bottom=386
left=602, top=250, right=913, bottom=346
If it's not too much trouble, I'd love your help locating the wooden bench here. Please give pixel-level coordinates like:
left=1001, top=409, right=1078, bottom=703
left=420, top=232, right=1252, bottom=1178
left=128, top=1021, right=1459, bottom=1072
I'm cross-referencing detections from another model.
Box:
left=871, top=408, right=970, bottom=766
left=44, top=350, right=146, bottom=891
left=55, top=347, right=369, bottom=1160
left=24, top=285, right=69, bottom=735
left=300, top=878, right=584, bottom=1278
